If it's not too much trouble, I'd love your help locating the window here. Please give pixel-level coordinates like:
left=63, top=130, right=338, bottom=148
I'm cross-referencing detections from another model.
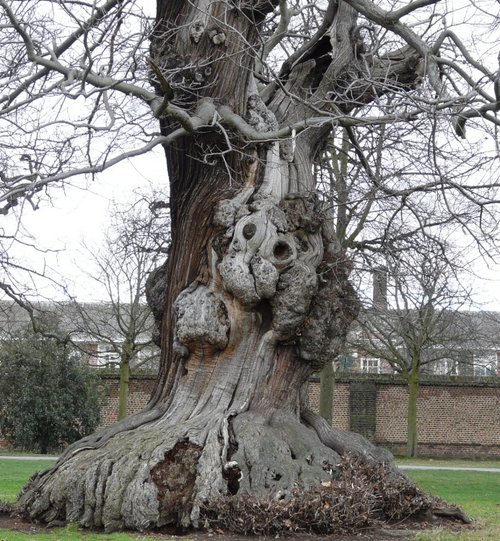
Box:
left=473, top=354, right=497, bottom=377
left=432, top=358, right=457, bottom=375
left=362, top=357, right=381, bottom=374
left=336, top=354, right=354, bottom=372
left=96, top=343, right=120, bottom=368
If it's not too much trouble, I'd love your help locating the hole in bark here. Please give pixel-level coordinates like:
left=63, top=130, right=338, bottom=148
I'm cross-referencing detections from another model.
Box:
left=256, top=300, right=273, bottom=331
left=224, top=463, right=241, bottom=496
left=242, top=222, right=257, bottom=239
left=273, top=241, right=291, bottom=260
left=222, top=418, right=241, bottom=495
left=150, top=440, right=202, bottom=525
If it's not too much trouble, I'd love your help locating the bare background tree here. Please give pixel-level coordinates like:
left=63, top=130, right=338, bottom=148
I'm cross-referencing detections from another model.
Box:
left=0, top=0, right=498, bottom=533
left=313, top=115, right=496, bottom=424
left=72, top=190, right=169, bottom=419
left=350, top=237, right=476, bottom=457
left=0, top=0, right=158, bottom=309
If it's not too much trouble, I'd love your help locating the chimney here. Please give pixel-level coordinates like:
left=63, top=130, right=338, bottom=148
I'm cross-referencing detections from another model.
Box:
left=373, top=266, right=388, bottom=310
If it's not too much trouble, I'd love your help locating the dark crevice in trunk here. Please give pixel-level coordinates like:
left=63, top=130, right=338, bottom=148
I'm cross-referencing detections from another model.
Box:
left=222, top=415, right=241, bottom=495
left=151, top=440, right=202, bottom=527
left=256, top=299, right=273, bottom=332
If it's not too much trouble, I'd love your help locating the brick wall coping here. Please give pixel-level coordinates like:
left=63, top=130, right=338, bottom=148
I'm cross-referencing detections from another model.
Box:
left=98, top=371, right=500, bottom=388
left=310, top=373, right=500, bottom=389
left=97, top=371, right=158, bottom=381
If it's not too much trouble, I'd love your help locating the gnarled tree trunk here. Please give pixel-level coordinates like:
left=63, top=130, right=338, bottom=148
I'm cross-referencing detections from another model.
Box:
left=18, top=127, right=365, bottom=533
left=18, top=0, right=426, bottom=532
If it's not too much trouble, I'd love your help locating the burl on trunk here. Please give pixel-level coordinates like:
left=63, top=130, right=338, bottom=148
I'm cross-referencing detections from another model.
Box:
left=18, top=0, right=420, bottom=533
left=18, top=129, right=370, bottom=530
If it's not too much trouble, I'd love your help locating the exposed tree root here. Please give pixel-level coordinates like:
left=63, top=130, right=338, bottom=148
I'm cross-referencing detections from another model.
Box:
left=18, top=413, right=222, bottom=531
left=17, top=408, right=339, bottom=532
left=17, top=406, right=471, bottom=535
left=432, top=506, right=473, bottom=524
left=302, top=406, right=394, bottom=465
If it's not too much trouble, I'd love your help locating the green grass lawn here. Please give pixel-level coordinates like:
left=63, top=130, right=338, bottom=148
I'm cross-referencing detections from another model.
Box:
left=406, top=469, right=500, bottom=541
left=396, top=457, right=500, bottom=469
left=0, top=524, right=149, bottom=541
left=0, top=461, right=56, bottom=504
left=0, top=459, right=498, bottom=540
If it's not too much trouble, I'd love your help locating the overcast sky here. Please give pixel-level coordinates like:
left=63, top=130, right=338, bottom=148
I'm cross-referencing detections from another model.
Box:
left=5, top=143, right=500, bottom=311
left=5, top=148, right=168, bottom=302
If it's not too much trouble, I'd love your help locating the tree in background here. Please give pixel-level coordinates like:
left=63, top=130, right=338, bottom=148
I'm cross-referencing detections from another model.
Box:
left=313, top=89, right=499, bottom=422
left=2, top=0, right=500, bottom=532
left=74, top=192, right=169, bottom=420
left=314, top=118, right=480, bottom=424
left=0, top=324, right=100, bottom=454
left=350, top=238, right=474, bottom=457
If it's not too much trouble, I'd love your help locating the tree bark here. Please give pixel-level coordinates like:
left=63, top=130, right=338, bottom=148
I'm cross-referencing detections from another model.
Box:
left=319, top=362, right=335, bottom=425
left=18, top=120, right=364, bottom=533
left=17, top=0, right=428, bottom=532
left=19, top=185, right=360, bottom=528
left=407, top=367, right=420, bottom=458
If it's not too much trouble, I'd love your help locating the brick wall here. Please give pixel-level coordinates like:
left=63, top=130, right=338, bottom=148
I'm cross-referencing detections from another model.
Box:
left=1, top=373, right=499, bottom=459
left=98, top=374, right=156, bottom=427
left=372, top=377, right=500, bottom=458
left=307, top=375, right=499, bottom=458
left=307, top=381, right=350, bottom=431
left=50, top=374, right=500, bottom=458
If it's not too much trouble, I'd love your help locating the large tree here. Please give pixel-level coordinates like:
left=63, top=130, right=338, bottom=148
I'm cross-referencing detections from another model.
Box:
left=1, top=0, right=499, bottom=532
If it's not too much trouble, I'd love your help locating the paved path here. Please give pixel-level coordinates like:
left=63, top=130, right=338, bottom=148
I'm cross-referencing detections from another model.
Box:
left=398, top=465, right=500, bottom=472
left=1, top=456, right=499, bottom=472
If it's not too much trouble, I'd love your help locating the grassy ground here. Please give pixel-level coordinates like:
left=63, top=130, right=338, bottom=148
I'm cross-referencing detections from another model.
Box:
left=0, top=461, right=56, bottom=503
left=408, top=469, right=500, bottom=541
left=0, top=524, right=149, bottom=541
left=0, top=459, right=499, bottom=540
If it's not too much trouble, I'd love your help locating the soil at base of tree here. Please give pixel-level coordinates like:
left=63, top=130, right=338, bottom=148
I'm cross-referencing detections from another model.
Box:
left=0, top=511, right=474, bottom=540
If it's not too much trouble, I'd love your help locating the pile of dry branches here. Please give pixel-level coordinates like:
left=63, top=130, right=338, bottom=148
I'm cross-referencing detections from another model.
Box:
left=200, top=455, right=435, bottom=535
